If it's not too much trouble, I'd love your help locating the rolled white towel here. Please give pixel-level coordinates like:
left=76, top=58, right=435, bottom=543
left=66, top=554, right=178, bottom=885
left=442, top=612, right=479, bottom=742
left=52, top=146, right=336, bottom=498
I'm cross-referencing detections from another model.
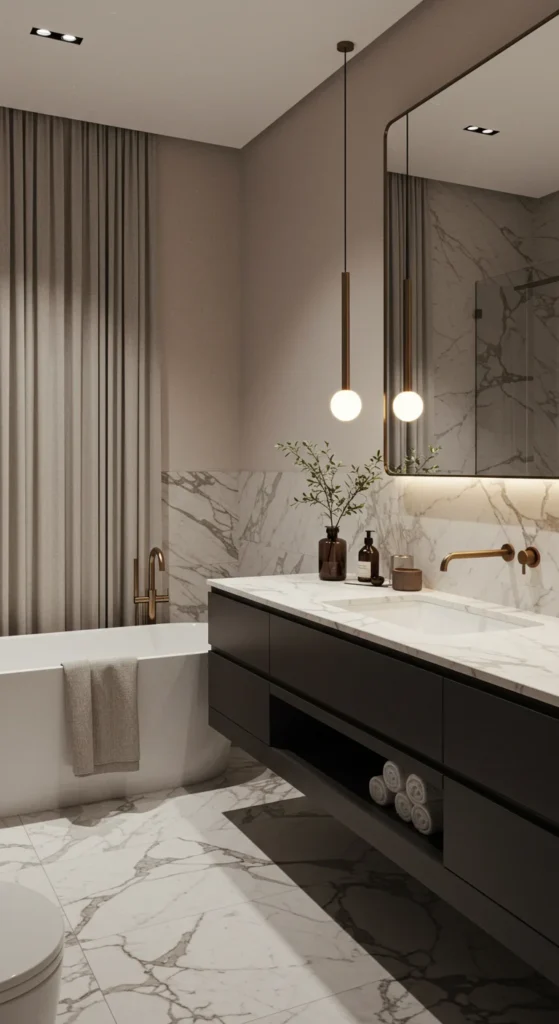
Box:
left=394, top=791, right=413, bottom=823
left=411, top=800, right=443, bottom=836
left=369, top=776, right=395, bottom=807
left=406, top=773, right=437, bottom=806
left=382, top=760, right=406, bottom=794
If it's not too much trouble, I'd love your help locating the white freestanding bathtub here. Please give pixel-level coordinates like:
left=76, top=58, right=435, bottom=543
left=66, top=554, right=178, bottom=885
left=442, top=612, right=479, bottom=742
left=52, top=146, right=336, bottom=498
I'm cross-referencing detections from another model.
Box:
left=0, top=623, right=230, bottom=816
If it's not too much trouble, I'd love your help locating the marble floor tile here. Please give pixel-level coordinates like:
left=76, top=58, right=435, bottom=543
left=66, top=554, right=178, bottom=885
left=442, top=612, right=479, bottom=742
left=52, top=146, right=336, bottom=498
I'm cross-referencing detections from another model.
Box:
left=83, top=887, right=386, bottom=1024
left=2, top=754, right=557, bottom=1023
left=46, top=835, right=298, bottom=941
left=297, top=856, right=558, bottom=1021
left=244, top=981, right=442, bottom=1024
left=24, top=769, right=300, bottom=866
left=0, top=816, right=61, bottom=905
left=58, top=931, right=116, bottom=1023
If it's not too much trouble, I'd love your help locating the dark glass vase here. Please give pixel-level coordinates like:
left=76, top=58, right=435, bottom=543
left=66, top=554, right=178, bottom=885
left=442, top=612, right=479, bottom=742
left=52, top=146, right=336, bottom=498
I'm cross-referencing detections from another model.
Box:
left=318, top=526, right=347, bottom=581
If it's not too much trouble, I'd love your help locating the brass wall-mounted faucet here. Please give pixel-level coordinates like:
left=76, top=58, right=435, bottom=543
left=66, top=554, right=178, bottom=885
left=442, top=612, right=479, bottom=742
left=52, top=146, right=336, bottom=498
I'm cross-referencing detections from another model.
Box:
left=134, top=547, right=169, bottom=624
left=440, top=544, right=515, bottom=572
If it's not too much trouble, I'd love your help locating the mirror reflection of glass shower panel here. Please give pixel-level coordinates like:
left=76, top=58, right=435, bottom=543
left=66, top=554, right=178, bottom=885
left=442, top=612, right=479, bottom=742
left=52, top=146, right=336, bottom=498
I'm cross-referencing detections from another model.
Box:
left=475, top=270, right=531, bottom=476
left=475, top=263, right=559, bottom=476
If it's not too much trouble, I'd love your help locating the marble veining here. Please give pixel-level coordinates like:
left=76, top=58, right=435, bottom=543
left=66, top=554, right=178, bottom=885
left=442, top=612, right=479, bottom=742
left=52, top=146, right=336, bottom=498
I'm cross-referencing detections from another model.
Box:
left=427, top=178, right=536, bottom=475
left=162, top=470, right=239, bottom=621
left=0, top=749, right=555, bottom=1022
left=210, top=572, right=559, bottom=709
left=237, top=469, right=559, bottom=620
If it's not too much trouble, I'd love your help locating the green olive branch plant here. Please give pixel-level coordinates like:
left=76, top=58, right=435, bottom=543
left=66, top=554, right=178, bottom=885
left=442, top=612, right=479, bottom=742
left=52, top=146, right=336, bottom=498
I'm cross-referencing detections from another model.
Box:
left=275, top=441, right=441, bottom=531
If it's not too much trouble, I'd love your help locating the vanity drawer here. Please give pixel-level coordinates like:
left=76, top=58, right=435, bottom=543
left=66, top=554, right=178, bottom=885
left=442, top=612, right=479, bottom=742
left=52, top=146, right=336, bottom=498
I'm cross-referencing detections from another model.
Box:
left=444, top=779, right=559, bottom=946
left=208, top=652, right=270, bottom=742
left=208, top=592, right=269, bottom=674
left=269, top=614, right=442, bottom=760
left=444, top=679, right=559, bottom=828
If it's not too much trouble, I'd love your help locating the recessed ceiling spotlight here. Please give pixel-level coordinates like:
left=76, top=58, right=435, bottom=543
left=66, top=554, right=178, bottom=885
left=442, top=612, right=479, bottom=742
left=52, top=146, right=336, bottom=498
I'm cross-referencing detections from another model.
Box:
left=30, top=26, right=83, bottom=45
left=464, top=125, right=499, bottom=136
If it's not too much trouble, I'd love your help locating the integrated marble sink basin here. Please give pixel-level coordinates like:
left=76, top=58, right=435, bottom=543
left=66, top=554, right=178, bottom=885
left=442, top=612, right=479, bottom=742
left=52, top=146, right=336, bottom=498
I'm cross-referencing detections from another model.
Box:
left=327, top=595, right=539, bottom=637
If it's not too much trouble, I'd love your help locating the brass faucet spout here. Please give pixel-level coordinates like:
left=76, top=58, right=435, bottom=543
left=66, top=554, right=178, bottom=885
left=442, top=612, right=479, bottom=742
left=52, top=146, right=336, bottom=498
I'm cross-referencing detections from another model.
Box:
left=148, top=546, right=166, bottom=622
left=134, top=548, right=169, bottom=624
left=440, top=544, right=515, bottom=572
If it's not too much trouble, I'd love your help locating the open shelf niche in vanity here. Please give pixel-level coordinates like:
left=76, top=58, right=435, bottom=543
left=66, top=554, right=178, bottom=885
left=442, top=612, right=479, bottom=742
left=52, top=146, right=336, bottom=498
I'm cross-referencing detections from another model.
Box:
left=207, top=580, right=559, bottom=989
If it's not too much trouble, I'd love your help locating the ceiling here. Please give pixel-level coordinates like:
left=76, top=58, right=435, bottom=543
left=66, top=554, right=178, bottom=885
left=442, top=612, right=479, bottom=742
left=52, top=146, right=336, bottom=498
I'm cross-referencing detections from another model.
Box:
left=387, top=14, right=559, bottom=198
left=0, top=0, right=421, bottom=149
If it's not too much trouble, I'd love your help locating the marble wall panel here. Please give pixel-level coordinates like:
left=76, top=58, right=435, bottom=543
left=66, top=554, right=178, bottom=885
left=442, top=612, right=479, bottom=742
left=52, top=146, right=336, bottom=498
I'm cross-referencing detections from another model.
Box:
left=162, top=471, right=239, bottom=621
left=237, top=471, right=559, bottom=617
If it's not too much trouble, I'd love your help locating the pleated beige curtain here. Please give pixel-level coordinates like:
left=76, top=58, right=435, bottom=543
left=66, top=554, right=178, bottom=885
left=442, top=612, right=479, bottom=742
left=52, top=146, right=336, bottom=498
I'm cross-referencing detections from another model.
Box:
left=386, top=171, right=431, bottom=468
left=0, top=107, right=161, bottom=635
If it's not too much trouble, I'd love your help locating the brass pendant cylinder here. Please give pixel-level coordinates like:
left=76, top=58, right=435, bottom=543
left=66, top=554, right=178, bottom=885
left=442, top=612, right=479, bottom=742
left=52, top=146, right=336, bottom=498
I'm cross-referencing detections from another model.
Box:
left=341, top=271, right=350, bottom=389
left=403, top=277, right=412, bottom=392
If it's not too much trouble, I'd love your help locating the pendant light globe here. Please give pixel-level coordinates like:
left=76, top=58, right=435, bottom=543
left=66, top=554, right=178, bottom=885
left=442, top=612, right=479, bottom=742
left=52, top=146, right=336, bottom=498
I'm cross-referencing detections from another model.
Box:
left=330, top=388, right=362, bottom=422
left=392, top=390, right=424, bottom=422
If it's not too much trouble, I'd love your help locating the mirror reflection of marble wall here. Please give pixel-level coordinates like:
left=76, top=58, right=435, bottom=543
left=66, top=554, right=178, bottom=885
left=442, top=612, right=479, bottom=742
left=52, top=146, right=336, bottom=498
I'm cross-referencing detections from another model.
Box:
left=385, top=15, right=559, bottom=477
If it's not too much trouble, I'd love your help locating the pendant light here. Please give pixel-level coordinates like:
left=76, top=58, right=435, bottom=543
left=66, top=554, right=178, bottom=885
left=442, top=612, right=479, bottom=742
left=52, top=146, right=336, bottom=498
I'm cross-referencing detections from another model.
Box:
left=392, top=113, right=424, bottom=423
left=330, top=40, right=362, bottom=422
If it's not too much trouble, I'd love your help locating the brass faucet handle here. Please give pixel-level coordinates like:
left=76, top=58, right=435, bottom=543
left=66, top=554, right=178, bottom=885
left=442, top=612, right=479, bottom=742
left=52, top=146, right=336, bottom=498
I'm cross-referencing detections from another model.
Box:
left=517, top=546, right=541, bottom=575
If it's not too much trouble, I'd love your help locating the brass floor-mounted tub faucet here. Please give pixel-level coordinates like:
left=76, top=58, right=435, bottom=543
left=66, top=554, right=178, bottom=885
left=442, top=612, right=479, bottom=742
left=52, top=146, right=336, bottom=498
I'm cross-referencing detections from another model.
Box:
left=134, top=547, right=169, bottom=623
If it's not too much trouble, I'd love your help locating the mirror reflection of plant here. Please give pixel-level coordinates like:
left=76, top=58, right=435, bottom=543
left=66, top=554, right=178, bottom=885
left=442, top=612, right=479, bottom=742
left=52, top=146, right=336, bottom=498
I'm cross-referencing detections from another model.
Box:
left=388, top=445, right=442, bottom=475
left=275, top=441, right=442, bottom=529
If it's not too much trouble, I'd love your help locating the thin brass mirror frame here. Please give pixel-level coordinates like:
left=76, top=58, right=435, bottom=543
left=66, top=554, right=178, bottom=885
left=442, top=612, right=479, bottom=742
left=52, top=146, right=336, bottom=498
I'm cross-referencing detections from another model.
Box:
left=382, top=9, right=559, bottom=478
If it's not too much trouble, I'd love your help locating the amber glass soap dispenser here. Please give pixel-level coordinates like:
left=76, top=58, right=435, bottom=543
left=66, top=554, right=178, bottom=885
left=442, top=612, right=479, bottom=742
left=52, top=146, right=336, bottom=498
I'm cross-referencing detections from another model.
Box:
left=358, top=530, right=379, bottom=582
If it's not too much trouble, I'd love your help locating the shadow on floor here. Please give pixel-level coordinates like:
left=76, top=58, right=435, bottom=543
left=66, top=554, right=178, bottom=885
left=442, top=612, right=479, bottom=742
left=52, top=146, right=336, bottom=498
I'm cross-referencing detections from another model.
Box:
left=226, top=793, right=558, bottom=1024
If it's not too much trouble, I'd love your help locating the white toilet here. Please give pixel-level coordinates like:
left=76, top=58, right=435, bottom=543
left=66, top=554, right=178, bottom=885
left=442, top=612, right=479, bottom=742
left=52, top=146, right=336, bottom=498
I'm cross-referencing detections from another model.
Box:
left=0, top=883, right=64, bottom=1023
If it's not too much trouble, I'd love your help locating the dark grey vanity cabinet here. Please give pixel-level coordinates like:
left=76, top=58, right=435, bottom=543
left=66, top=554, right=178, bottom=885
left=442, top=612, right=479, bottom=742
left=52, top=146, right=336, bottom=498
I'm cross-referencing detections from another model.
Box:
left=208, top=588, right=559, bottom=987
left=269, top=615, right=442, bottom=760
left=208, top=653, right=270, bottom=743
left=444, top=779, right=559, bottom=947
left=444, top=678, right=559, bottom=829
left=208, top=592, right=270, bottom=674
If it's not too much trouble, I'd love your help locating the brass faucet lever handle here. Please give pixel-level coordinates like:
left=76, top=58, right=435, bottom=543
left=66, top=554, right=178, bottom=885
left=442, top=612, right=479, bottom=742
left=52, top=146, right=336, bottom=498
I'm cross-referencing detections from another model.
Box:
left=517, top=546, right=541, bottom=575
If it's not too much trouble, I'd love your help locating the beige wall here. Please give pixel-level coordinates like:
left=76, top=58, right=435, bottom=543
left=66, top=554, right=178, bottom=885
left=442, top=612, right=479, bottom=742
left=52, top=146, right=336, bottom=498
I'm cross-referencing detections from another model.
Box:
left=157, top=136, right=241, bottom=470
left=240, top=0, right=559, bottom=470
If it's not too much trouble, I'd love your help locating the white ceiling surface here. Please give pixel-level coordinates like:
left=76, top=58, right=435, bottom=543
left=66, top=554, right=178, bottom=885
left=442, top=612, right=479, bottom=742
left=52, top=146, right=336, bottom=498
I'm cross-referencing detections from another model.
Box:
left=0, top=0, right=421, bottom=149
left=387, top=15, right=559, bottom=198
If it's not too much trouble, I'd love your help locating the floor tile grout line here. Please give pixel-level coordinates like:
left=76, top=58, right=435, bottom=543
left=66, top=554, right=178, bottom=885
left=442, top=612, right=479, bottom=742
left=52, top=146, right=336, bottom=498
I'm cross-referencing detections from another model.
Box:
left=60, top=871, right=301, bottom=946
left=75, top=935, right=125, bottom=1023
left=243, top=979, right=385, bottom=1024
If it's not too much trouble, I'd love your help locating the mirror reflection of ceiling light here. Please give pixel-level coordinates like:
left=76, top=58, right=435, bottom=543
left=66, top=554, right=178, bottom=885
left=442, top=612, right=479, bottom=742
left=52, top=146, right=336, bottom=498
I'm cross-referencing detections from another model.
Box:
left=30, top=27, right=83, bottom=44
left=464, top=125, right=499, bottom=135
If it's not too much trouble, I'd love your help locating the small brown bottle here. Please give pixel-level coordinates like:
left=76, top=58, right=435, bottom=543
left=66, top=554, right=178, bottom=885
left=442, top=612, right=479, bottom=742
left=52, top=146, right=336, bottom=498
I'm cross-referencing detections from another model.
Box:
left=358, top=530, right=379, bottom=582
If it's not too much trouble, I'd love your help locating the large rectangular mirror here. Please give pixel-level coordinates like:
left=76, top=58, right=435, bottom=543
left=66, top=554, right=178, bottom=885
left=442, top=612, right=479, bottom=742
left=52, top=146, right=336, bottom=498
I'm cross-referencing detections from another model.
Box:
left=384, top=15, right=559, bottom=476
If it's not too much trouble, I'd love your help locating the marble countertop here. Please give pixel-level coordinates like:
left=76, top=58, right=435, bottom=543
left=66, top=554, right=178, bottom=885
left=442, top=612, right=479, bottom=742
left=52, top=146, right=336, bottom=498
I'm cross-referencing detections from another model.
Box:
left=209, top=573, right=559, bottom=710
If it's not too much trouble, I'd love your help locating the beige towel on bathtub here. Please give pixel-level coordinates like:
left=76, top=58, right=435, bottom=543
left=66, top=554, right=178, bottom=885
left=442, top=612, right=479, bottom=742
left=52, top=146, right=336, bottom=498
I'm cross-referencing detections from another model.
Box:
left=63, top=659, right=139, bottom=776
